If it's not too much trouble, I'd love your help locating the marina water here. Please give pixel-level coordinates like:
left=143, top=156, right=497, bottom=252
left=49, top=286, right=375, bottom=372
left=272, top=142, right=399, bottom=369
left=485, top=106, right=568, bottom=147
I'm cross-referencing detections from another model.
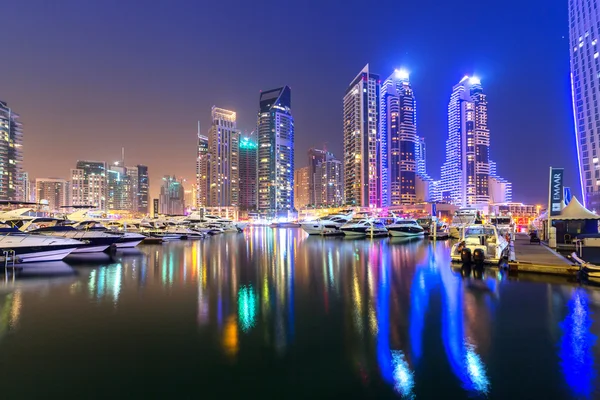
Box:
left=0, top=227, right=598, bottom=399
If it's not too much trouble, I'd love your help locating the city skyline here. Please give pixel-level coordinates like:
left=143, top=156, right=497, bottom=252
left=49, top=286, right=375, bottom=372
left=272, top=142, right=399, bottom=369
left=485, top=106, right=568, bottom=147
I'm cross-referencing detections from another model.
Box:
left=1, top=1, right=575, bottom=204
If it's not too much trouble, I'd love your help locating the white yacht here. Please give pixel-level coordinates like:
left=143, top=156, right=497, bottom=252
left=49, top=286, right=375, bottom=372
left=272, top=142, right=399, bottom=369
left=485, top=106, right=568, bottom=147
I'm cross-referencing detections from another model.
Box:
left=74, top=221, right=146, bottom=248
left=300, top=213, right=353, bottom=236
left=186, top=212, right=244, bottom=232
left=340, top=218, right=388, bottom=238
left=489, top=215, right=514, bottom=237
left=448, top=208, right=480, bottom=239
left=0, top=228, right=85, bottom=262
left=387, top=219, right=425, bottom=237
left=451, top=224, right=509, bottom=264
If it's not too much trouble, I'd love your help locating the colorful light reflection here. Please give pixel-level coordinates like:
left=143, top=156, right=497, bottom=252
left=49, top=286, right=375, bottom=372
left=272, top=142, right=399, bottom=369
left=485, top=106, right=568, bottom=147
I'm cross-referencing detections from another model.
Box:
left=238, top=285, right=257, bottom=333
left=559, top=288, right=596, bottom=399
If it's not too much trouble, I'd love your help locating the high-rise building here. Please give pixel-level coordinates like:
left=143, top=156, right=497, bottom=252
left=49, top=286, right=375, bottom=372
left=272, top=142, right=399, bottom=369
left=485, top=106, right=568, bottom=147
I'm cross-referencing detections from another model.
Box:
left=380, top=69, right=419, bottom=205
left=239, top=136, right=258, bottom=210
left=136, top=165, right=149, bottom=213
left=489, top=160, right=513, bottom=203
left=440, top=77, right=491, bottom=207
left=294, top=167, right=310, bottom=209
left=208, top=107, right=239, bottom=207
left=343, top=65, right=381, bottom=207
left=125, top=165, right=149, bottom=213
left=307, top=148, right=330, bottom=206
left=70, top=160, right=107, bottom=209
left=159, top=175, right=185, bottom=215
left=126, top=166, right=138, bottom=210
left=36, top=178, right=68, bottom=211
left=257, top=86, right=294, bottom=216
left=570, top=1, right=600, bottom=208
left=315, top=156, right=344, bottom=207
left=22, top=172, right=32, bottom=203
left=196, top=123, right=210, bottom=208
left=0, top=101, right=23, bottom=201
left=107, top=162, right=132, bottom=211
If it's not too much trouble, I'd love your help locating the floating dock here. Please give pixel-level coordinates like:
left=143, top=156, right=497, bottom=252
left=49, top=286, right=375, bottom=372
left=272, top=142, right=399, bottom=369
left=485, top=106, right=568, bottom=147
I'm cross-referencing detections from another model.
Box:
left=506, top=233, right=578, bottom=276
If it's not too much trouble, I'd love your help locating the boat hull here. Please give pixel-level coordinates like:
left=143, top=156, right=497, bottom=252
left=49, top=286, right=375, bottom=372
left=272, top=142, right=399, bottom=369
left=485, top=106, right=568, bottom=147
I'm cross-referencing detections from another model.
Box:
left=388, top=228, right=424, bottom=237
left=16, top=247, right=79, bottom=263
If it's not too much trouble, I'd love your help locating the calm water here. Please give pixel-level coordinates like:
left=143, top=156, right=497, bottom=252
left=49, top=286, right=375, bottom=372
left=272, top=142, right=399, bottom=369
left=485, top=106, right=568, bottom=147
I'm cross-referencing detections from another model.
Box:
left=0, top=227, right=598, bottom=399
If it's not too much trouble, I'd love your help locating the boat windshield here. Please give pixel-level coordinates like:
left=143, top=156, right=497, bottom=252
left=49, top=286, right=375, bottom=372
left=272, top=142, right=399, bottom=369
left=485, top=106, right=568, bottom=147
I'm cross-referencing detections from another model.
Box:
left=464, top=226, right=496, bottom=237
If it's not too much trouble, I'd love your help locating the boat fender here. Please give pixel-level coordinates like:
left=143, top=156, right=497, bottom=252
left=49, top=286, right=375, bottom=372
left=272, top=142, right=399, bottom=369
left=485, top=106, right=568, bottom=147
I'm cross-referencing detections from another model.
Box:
left=461, top=248, right=472, bottom=264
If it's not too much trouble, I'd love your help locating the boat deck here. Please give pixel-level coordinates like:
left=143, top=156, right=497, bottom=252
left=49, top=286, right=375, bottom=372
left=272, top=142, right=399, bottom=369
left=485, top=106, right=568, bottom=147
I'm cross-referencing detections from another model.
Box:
left=508, top=233, right=578, bottom=276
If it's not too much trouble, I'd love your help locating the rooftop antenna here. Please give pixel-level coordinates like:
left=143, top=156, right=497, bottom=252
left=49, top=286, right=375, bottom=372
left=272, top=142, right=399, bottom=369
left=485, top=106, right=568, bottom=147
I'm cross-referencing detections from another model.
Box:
left=121, top=147, right=125, bottom=165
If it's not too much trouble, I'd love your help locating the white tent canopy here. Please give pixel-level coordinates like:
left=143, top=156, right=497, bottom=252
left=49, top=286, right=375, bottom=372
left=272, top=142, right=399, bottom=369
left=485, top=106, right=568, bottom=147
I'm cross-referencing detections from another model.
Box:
left=555, top=196, right=600, bottom=220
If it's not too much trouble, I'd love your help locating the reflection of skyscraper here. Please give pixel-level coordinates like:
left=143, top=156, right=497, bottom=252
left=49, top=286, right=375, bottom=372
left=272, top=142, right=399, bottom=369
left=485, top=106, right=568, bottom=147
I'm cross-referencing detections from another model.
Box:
left=569, top=2, right=600, bottom=207
left=343, top=65, right=381, bottom=207
left=257, top=86, right=294, bottom=216
left=209, top=107, right=240, bottom=207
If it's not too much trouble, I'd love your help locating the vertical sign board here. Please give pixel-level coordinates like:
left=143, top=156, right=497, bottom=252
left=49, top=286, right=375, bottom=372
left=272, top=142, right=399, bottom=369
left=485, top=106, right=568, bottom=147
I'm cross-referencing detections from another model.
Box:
left=549, top=168, right=564, bottom=216
left=564, top=187, right=572, bottom=206
left=153, top=198, right=159, bottom=219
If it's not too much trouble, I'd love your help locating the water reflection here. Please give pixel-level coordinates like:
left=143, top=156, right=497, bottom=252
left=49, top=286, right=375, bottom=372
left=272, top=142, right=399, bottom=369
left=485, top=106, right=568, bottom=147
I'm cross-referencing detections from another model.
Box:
left=1, top=228, right=600, bottom=398
left=559, top=288, right=596, bottom=399
left=440, top=257, right=490, bottom=395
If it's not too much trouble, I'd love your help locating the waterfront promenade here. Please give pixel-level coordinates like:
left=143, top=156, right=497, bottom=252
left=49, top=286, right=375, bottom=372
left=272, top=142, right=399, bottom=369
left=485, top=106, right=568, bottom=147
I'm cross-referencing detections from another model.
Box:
left=508, top=233, right=578, bottom=276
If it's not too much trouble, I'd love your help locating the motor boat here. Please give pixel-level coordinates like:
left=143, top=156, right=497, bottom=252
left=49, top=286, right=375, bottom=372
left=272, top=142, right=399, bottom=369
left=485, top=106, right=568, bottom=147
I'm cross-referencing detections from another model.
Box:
left=27, top=225, right=121, bottom=253
left=451, top=224, right=509, bottom=265
left=300, top=213, right=353, bottom=236
left=489, top=215, right=514, bottom=237
left=186, top=212, right=244, bottom=232
left=74, top=221, right=146, bottom=248
left=448, top=208, right=481, bottom=239
left=0, top=228, right=85, bottom=262
left=340, top=218, right=388, bottom=238
left=387, top=219, right=425, bottom=237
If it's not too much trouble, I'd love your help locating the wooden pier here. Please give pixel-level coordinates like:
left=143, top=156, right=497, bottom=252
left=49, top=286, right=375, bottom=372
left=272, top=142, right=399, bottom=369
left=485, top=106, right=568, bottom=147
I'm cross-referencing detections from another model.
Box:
left=507, top=233, right=579, bottom=276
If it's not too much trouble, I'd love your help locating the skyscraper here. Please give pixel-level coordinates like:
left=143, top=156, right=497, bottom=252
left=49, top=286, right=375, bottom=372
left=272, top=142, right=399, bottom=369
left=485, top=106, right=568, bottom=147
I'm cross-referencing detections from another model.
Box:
left=136, top=165, right=149, bottom=213
left=36, top=178, right=68, bottom=211
left=343, top=65, right=381, bottom=207
left=294, top=167, right=310, bottom=209
left=0, top=101, right=23, bottom=201
left=307, top=148, right=330, bottom=206
left=107, top=162, right=132, bottom=211
left=440, top=76, right=491, bottom=207
left=257, top=86, right=294, bottom=216
left=159, top=175, right=185, bottom=215
left=569, top=1, right=600, bottom=208
left=239, top=136, right=258, bottom=210
left=209, top=107, right=239, bottom=207
left=125, top=165, right=149, bottom=213
left=196, top=123, right=210, bottom=208
left=380, top=69, right=418, bottom=205
left=22, top=172, right=32, bottom=203
left=70, top=160, right=107, bottom=209
left=315, top=156, right=344, bottom=207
